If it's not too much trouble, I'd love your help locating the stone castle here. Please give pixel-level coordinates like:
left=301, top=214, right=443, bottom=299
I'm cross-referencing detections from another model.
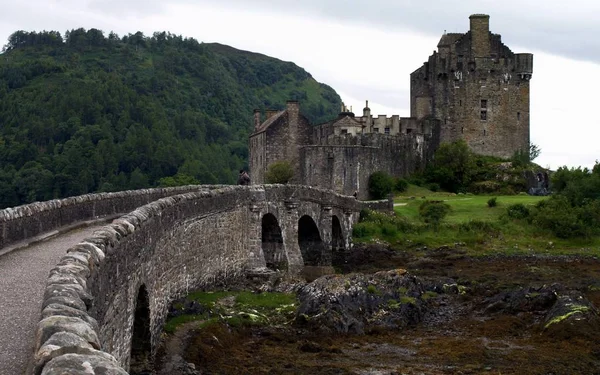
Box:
left=249, top=14, right=533, bottom=199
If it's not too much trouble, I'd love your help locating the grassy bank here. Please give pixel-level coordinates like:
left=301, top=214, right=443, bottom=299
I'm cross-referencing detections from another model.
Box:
left=354, top=186, right=600, bottom=256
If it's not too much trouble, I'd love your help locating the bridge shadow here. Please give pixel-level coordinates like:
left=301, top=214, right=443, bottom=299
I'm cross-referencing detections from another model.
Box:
left=298, top=215, right=326, bottom=266
left=130, top=285, right=152, bottom=374
left=261, top=213, right=287, bottom=271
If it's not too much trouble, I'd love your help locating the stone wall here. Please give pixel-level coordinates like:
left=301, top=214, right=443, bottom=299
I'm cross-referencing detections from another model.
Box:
left=410, top=14, right=531, bottom=159
left=0, top=186, right=228, bottom=250
left=300, top=133, right=432, bottom=199
left=33, top=185, right=378, bottom=374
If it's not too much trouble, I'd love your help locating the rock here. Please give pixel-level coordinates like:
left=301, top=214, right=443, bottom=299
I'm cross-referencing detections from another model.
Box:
left=41, top=353, right=127, bottom=375
left=34, top=332, right=97, bottom=373
left=42, top=303, right=99, bottom=330
left=159, top=355, right=202, bottom=375
left=483, top=286, right=557, bottom=314
left=542, top=293, right=600, bottom=340
left=296, top=270, right=426, bottom=334
left=35, top=316, right=100, bottom=352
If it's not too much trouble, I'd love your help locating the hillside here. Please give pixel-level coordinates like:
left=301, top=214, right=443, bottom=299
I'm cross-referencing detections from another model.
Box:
left=0, top=29, right=342, bottom=208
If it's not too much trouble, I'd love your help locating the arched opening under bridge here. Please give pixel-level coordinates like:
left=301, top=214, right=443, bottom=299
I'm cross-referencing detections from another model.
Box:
left=130, top=285, right=152, bottom=374
left=262, top=213, right=287, bottom=270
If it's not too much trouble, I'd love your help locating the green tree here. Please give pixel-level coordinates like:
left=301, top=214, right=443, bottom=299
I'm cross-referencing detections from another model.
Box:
left=419, top=200, right=451, bottom=231
left=368, top=171, right=394, bottom=199
left=265, top=161, right=294, bottom=184
left=425, top=140, right=474, bottom=192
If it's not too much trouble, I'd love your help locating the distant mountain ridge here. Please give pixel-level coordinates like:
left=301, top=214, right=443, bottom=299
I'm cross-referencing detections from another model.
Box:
left=0, top=29, right=342, bottom=208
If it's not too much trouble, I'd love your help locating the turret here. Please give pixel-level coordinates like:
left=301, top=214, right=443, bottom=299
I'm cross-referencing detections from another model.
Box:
left=363, top=100, right=371, bottom=117
left=515, top=53, right=534, bottom=80
left=469, top=14, right=490, bottom=58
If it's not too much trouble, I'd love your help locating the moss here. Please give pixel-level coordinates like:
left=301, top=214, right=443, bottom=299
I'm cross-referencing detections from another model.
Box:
left=164, top=291, right=297, bottom=334
left=400, top=296, right=417, bottom=305
left=422, top=291, right=438, bottom=301
left=397, top=287, right=408, bottom=294
left=387, top=299, right=401, bottom=309
left=544, top=305, right=590, bottom=329
left=367, top=284, right=380, bottom=295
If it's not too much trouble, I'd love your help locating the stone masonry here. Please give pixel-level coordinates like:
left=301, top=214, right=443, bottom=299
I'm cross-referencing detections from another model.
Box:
left=249, top=14, right=531, bottom=197
left=30, top=185, right=391, bottom=374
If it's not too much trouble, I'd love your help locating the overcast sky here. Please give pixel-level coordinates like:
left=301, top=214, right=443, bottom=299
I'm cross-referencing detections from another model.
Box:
left=1, top=0, right=598, bottom=169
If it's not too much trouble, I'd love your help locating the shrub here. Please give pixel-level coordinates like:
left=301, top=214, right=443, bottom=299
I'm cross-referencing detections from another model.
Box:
left=458, top=220, right=500, bottom=235
left=407, top=174, right=426, bottom=187
left=427, top=183, right=440, bottom=192
left=352, top=222, right=380, bottom=238
left=395, top=178, right=409, bottom=192
left=265, top=160, right=294, bottom=184
left=528, top=196, right=586, bottom=238
left=506, top=203, right=530, bottom=219
left=470, top=180, right=501, bottom=194
left=419, top=200, right=451, bottom=230
left=487, top=197, right=497, bottom=207
left=369, top=171, right=394, bottom=199
left=381, top=222, right=398, bottom=237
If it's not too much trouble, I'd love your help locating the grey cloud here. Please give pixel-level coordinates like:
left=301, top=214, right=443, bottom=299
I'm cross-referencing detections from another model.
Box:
left=187, top=0, right=600, bottom=64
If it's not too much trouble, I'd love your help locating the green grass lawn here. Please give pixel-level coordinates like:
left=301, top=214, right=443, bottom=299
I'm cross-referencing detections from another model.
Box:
left=354, top=185, right=600, bottom=256
left=394, top=193, right=546, bottom=224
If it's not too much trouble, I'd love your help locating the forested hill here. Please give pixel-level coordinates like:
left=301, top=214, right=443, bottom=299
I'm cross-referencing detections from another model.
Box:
left=0, top=29, right=342, bottom=208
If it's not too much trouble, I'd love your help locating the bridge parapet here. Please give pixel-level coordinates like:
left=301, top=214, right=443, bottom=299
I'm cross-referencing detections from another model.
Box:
left=0, top=185, right=228, bottom=251
left=31, top=185, right=390, bottom=374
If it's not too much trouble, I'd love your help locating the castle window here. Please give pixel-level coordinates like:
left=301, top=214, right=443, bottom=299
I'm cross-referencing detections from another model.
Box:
left=406, top=129, right=413, bottom=134
left=480, top=111, right=487, bottom=121
left=341, top=129, right=348, bottom=134
left=461, top=127, right=464, bottom=134
left=483, top=130, right=487, bottom=136
left=384, top=127, right=390, bottom=134
left=459, top=100, right=462, bottom=107
left=517, top=112, right=521, bottom=120
left=373, top=128, right=379, bottom=133
left=481, top=100, right=487, bottom=109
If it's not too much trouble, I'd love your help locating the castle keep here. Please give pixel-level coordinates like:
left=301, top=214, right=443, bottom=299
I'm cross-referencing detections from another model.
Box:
left=412, top=14, right=533, bottom=158
left=249, top=14, right=532, bottom=198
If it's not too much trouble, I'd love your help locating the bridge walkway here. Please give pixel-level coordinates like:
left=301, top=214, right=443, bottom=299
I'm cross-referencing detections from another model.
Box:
left=0, top=224, right=108, bottom=375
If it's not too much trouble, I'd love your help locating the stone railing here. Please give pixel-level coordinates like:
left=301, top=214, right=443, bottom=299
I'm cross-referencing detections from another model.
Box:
left=31, top=185, right=382, bottom=374
left=0, top=185, right=227, bottom=251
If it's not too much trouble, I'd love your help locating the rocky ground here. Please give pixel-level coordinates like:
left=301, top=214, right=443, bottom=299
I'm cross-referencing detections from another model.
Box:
left=155, top=244, right=600, bottom=375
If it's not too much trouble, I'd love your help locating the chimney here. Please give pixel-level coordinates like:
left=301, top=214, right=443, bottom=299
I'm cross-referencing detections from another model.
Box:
left=469, top=14, right=490, bottom=58
left=253, top=109, right=261, bottom=130
left=286, top=100, right=299, bottom=121
left=266, top=109, right=278, bottom=119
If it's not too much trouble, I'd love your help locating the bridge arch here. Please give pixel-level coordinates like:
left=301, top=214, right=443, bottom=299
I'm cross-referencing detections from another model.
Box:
left=298, top=215, right=325, bottom=266
left=32, top=185, right=391, bottom=373
left=332, top=215, right=345, bottom=251
left=261, top=213, right=287, bottom=270
left=130, top=285, right=151, bottom=374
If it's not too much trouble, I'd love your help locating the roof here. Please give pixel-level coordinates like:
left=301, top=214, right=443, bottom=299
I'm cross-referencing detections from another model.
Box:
left=437, top=33, right=464, bottom=48
left=252, top=110, right=285, bottom=134
left=331, top=115, right=364, bottom=128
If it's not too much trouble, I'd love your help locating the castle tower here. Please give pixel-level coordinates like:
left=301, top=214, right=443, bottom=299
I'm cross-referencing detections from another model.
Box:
left=410, top=14, right=532, bottom=159
left=469, top=14, right=490, bottom=58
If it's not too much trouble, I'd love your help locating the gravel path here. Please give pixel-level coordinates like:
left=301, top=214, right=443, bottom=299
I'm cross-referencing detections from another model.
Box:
left=0, top=225, right=106, bottom=375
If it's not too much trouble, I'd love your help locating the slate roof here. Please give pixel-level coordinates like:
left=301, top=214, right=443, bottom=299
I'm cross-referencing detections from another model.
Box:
left=331, top=115, right=365, bottom=128
left=437, top=33, right=464, bottom=47
left=253, top=110, right=285, bottom=134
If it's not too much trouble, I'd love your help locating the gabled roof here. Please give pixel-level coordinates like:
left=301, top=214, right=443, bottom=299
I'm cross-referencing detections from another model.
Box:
left=253, top=110, right=285, bottom=134
left=331, top=115, right=364, bottom=128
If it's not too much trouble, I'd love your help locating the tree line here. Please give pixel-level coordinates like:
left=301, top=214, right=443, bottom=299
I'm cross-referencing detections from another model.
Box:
left=0, top=29, right=341, bottom=208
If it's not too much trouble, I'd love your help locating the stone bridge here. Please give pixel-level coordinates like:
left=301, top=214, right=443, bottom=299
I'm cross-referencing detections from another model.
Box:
left=0, top=184, right=390, bottom=374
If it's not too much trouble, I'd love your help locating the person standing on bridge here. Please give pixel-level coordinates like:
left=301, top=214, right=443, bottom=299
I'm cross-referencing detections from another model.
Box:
left=238, top=169, right=251, bottom=185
